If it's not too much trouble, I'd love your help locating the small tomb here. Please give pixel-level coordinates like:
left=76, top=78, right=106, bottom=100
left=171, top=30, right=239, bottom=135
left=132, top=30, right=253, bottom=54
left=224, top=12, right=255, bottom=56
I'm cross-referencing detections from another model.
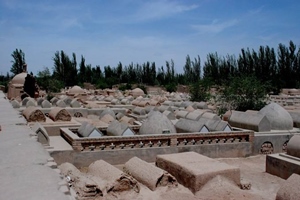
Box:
left=49, top=107, right=71, bottom=121
left=229, top=111, right=270, bottom=132
left=124, top=157, right=177, bottom=191
left=266, top=135, right=300, bottom=179
left=107, top=120, right=134, bottom=136
left=31, top=122, right=50, bottom=146
left=175, top=118, right=209, bottom=133
left=23, top=106, right=46, bottom=122
left=78, top=122, right=103, bottom=138
left=41, top=100, right=52, bottom=108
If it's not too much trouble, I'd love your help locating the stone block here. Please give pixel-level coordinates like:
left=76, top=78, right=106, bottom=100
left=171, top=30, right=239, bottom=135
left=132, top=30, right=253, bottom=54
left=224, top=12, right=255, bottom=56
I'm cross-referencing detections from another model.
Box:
left=31, top=122, right=50, bottom=145
left=156, top=152, right=240, bottom=194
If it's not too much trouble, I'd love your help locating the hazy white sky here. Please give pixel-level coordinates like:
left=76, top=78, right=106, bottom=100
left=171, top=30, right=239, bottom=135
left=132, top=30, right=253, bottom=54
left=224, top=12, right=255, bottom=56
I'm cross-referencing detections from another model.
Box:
left=1, top=0, right=300, bottom=75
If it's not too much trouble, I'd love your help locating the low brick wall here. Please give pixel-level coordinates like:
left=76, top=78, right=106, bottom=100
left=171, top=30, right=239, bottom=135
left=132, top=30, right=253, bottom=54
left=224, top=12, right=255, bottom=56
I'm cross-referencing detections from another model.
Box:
left=252, top=132, right=300, bottom=155
left=48, top=129, right=254, bottom=167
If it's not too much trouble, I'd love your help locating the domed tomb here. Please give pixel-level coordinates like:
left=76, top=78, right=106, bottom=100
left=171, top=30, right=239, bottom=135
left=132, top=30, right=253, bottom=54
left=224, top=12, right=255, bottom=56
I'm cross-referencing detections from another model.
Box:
left=131, top=88, right=145, bottom=98
left=258, top=102, right=293, bottom=130
left=67, top=85, right=85, bottom=96
left=139, top=111, right=176, bottom=135
left=11, top=72, right=27, bottom=85
left=7, top=72, right=28, bottom=100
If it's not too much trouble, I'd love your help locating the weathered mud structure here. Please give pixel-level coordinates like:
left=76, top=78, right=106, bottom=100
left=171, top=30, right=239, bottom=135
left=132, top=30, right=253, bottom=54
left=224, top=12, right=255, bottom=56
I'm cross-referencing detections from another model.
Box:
left=6, top=86, right=300, bottom=199
left=266, top=135, right=300, bottom=179
left=16, top=94, right=300, bottom=168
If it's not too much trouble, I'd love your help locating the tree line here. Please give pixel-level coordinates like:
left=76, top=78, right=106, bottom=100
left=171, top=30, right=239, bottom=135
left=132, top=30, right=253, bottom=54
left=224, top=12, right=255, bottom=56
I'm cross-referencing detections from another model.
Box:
left=7, top=40, right=300, bottom=111
left=203, top=41, right=300, bottom=94
left=33, top=51, right=201, bottom=93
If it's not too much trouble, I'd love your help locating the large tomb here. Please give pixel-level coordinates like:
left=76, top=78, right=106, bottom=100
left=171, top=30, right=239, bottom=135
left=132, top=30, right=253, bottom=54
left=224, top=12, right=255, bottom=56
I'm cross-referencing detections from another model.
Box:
left=266, top=135, right=300, bottom=179
left=156, top=151, right=241, bottom=194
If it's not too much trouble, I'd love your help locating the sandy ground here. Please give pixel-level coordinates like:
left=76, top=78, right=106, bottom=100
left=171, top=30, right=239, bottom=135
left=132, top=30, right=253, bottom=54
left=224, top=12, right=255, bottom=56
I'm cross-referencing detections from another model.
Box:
left=95, top=155, right=284, bottom=200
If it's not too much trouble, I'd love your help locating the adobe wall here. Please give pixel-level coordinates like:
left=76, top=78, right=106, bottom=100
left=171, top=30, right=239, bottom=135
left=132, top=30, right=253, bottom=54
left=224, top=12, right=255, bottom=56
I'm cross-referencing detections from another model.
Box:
left=50, top=142, right=252, bottom=168
left=252, top=132, right=297, bottom=155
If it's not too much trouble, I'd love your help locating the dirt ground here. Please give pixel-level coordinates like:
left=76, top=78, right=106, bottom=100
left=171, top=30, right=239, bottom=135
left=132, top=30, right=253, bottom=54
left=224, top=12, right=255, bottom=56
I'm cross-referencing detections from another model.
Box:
left=103, top=155, right=284, bottom=200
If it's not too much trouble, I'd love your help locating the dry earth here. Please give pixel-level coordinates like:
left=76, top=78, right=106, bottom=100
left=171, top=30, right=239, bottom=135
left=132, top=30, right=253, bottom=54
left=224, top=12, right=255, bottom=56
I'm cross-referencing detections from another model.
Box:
left=94, top=155, right=284, bottom=200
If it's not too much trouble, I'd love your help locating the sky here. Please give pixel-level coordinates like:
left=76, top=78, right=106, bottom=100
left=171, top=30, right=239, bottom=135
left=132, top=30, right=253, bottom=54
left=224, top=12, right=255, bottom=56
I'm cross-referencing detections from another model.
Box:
left=1, top=0, right=300, bottom=76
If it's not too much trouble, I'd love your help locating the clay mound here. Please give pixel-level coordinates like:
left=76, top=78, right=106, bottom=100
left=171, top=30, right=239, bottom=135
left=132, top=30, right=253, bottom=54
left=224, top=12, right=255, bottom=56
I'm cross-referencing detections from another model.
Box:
left=124, top=157, right=177, bottom=191
left=276, top=173, right=300, bottom=200
left=23, top=106, right=46, bottom=122
left=88, top=160, right=140, bottom=193
left=59, top=162, right=103, bottom=198
left=49, top=107, right=71, bottom=121
left=197, top=175, right=260, bottom=200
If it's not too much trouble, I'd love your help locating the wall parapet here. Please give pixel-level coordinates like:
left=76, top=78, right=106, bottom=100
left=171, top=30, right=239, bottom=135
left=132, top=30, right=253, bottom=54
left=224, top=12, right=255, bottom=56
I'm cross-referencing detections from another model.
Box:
left=60, top=128, right=254, bottom=152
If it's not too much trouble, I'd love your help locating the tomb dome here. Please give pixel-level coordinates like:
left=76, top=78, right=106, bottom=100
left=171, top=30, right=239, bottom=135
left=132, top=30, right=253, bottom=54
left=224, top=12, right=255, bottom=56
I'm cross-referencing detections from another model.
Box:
left=131, top=88, right=145, bottom=97
left=258, top=102, right=293, bottom=130
left=139, top=111, right=176, bottom=135
left=11, top=72, right=28, bottom=85
left=68, top=85, right=85, bottom=95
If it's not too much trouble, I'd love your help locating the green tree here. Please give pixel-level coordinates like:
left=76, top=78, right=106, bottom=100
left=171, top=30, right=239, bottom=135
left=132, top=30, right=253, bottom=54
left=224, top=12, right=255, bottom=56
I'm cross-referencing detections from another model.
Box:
left=23, top=74, right=37, bottom=98
left=218, top=76, right=268, bottom=113
left=203, top=53, right=222, bottom=85
left=52, top=51, right=78, bottom=87
left=191, top=55, right=201, bottom=82
left=36, top=67, right=51, bottom=92
left=78, top=55, right=86, bottom=83
left=189, top=80, right=210, bottom=102
left=11, top=49, right=26, bottom=75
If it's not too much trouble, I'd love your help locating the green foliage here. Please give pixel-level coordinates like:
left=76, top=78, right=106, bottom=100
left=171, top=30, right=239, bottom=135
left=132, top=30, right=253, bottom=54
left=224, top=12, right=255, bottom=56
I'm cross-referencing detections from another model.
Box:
left=183, top=55, right=201, bottom=84
left=46, top=93, right=55, bottom=101
left=10, top=49, right=26, bottom=75
left=36, top=67, right=51, bottom=92
left=189, top=80, right=210, bottom=102
left=119, top=83, right=132, bottom=91
left=202, top=41, right=300, bottom=94
left=219, top=76, right=268, bottom=112
left=48, top=79, right=64, bottom=93
left=36, top=67, right=63, bottom=93
left=52, top=50, right=78, bottom=87
left=96, top=79, right=109, bottom=89
left=165, top=83, right=177, bottom=93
